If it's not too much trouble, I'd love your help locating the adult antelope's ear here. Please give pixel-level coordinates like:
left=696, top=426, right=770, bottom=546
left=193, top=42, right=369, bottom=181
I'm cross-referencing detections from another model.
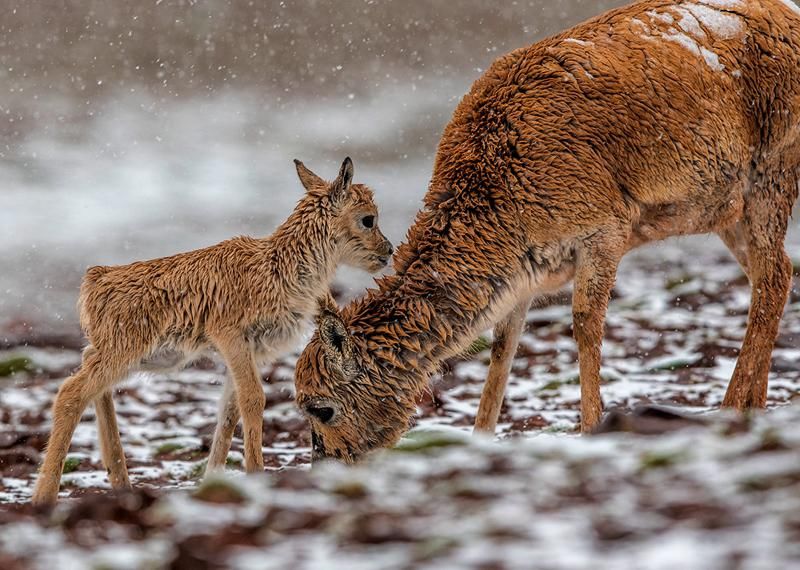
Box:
left=329, top=156, right=354, bottom=206
left=316, top=296, right=354, bottom=362
left=294, top=158, right=325, bottom=191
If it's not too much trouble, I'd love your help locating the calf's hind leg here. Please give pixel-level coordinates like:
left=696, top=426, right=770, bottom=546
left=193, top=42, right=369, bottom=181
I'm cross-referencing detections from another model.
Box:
left=33, top=346, right=129, bottom=505
left=722, top=184, right=794, bottom=410
left=95, top=389, right=131, bottom=490
left=206, top=376, right=241, bottom=474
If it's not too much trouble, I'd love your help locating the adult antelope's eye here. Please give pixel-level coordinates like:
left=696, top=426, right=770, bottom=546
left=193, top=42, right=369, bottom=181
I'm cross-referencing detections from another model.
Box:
left=307, top=405, right=335, bottom=424
left=360, top=215, right=375, bottom=229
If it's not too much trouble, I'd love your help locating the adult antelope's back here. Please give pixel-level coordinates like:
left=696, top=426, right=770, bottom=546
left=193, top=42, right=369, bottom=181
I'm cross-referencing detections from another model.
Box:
left=295, top=0, right=800, bottom=461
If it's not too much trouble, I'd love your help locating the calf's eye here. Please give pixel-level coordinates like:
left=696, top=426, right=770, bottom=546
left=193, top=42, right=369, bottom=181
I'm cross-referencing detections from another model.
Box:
left=360, top=215, right=375, bottom=229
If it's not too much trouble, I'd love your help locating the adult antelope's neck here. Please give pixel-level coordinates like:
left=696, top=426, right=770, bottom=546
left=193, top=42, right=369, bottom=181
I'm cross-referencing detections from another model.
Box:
left=344, top=201, right=524, bottom=395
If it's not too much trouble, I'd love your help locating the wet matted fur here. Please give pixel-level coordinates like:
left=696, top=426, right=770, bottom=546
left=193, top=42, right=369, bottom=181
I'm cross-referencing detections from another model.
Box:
left=32, top=158, right=393, bottom=504
left=295, top=0, right=800, bottom=462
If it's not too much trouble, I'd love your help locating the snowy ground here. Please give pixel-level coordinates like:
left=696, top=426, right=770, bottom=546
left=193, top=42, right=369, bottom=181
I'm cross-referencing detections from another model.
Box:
left=1, top=400, right=800, bottom=569
left=1, top=225, right=799, bottom=568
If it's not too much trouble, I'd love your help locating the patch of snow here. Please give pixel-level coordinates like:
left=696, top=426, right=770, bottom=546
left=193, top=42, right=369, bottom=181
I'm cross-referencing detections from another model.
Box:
left=562, top=38, right=594, bottom=47
left=0, top=347, right=81, bottom=373
left=777, top=0, right=800, bottom=17
left=700, top=46, right=726, bottom=71
left=638, top=9, right=727, bottom=73
left=698, top=0, right=746, bottom=9
left=646, top=10, right=675, bottom=25
left=685, top=3, right=746, bottom=39
left=631, top=17, right=652, bottom=36
left=455, top=361, right=489, bottom=382
left=61, top=470, right=112, bottom=489
left=0, top=384, right=48, bottom=410
left=711, top=356, right=737, bottom=380
left=0, top=522, right=65, bottom=557
left=671, top=6, right=708, bottom=39
left=662, top=29, right=703, bottom=57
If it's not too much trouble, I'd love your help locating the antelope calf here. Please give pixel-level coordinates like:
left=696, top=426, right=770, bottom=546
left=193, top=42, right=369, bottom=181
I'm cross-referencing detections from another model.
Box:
left=295, top=0, right=800, bottom=461
left=32, top=158, right=393, bottom=504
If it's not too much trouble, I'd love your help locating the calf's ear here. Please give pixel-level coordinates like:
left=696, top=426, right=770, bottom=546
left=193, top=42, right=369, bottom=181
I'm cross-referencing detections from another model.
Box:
left=329, top=156, right=354, bottom=206
left=294, top=158, right=325, bottom=191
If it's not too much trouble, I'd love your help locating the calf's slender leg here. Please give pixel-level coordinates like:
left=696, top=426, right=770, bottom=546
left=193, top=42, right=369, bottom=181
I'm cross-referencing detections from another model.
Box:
left=95, top=389, right=131, bottom=490
left=215, top=336, right=265, bottom=473
left=206, top=376, right=241, bottom=474
left=33, top=346, right=128, bottom=505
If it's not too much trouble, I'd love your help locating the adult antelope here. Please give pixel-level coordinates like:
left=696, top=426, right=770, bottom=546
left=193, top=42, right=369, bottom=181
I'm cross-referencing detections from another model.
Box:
left=295, top=0, right=800, bottom=461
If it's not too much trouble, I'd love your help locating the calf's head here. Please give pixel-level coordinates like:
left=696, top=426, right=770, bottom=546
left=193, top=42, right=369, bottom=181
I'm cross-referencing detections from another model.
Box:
left=294, top=157, right=393, bottom=273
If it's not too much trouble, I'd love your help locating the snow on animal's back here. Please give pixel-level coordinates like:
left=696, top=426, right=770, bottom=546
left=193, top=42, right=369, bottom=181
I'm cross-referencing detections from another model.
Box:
left=547, top=0, right=800, bottom=137
left=445, top=0, right=800, bottom=210
left=588, top=0, right=800, bottom=78
left=777, top=0, right=800, bottom=17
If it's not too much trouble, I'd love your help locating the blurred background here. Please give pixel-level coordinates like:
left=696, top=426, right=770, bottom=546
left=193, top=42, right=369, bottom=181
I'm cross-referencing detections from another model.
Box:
left=0, top=0, right=627, bottom=346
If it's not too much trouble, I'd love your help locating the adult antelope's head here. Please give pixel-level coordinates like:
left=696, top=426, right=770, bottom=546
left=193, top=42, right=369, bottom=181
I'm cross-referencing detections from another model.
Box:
left=294, top=297, right=417, bottom=463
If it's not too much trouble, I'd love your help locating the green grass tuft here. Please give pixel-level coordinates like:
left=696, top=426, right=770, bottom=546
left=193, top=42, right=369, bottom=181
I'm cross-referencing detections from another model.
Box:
left=639, top=450, right=688, bottom=471
left=393, top=427, right=470, bottom=453
left=188, top=460, right=208, bottom=480
left=62, top=456, right=81, bottom=474
left=155, top=442, right=185, bottom=455
left=193, top=478, right=247, bottom=504
left=0, top=356, right=33, bottom=377
left=225, top=456, right=243, bottom=468
left=539, top=375, right=581, bottom=392
left=465, top=336, right=492, bottom=356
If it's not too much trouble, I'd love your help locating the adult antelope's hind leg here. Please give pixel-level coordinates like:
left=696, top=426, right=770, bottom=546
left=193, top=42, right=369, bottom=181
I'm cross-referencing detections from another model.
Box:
left=206, top=376, right=241, bottom=474
left=718, top=223, right=750, bottom=281
left=572, top=231, right=626, bottom=433
left=474, top=298, right=532, bottom=434
left=95, top=389, right=131, bottom=490
left=33, top=346, right=127, bottom=505
left=214, top=336, right=265, bottom=473
left=722, top=186, right=793, bottom=410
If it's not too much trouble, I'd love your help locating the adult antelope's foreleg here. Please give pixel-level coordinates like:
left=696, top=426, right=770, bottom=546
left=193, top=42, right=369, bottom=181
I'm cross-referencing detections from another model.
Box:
left=474, top=298, right=532, bottom=434
left=572, top=231, right=626, bottom=433
left=722, top=186, right=793, bottom=410
left=206, top=376, right=240, bottom=474
left=214, top=336, right=265, bottom=473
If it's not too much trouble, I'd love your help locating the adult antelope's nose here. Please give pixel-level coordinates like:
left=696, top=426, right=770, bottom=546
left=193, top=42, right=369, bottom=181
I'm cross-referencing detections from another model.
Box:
left=310, top=430, right=327, bottom=463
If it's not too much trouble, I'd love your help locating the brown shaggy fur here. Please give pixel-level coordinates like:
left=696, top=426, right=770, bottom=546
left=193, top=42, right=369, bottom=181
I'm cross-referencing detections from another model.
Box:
left=32, top=158, right=393, bottom=505
left=295, top=0, right=800, bottom=462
